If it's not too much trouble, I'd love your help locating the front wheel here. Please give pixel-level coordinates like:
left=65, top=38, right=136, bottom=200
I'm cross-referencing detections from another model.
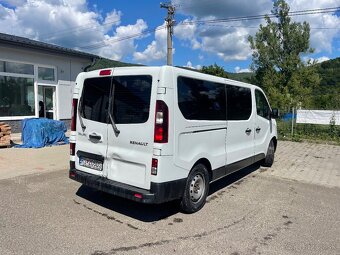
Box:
left=180, top=164, right=210, bottom=213
left=262, top=140, right=275, bottom=167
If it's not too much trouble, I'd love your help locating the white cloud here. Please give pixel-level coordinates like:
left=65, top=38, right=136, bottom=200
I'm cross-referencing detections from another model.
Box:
left=305, top=56, right=330, bottom=64
left=0, top=1, right=146, bottom=60
left=172, top=0, right=273, bottom=62
left=201, top=27, right=252, bottom=61
left=133, top=23, right=167, bottom=63
left=172, top=0, right=339, bottom=63
left=288, top=0, right=340, bottom=54
left=98, top=19, right=148, bottom=61
left=103, top=10, right=122, bottom=31
left=174, top=19, right=200, bottom=49
left=184, top=61, right=193, bottom=68
left=173, top=0, right=272, bottom=19
left=235, top=66, right=251, bottom=73
left=183, top=61, right=202, bottom=70
left=315, top=56, right=330, bottom=63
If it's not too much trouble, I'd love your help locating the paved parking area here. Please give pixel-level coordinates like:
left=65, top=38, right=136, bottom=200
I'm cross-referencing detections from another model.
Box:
left=263, top=141, right=340, bottom=188
left=0, top=141, right=339, bottom=255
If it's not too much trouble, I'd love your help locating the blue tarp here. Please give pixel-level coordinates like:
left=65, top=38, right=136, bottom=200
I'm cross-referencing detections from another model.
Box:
left=282, top=113, right=297, bottom=121
left=16, top=118, right=69, bottom=148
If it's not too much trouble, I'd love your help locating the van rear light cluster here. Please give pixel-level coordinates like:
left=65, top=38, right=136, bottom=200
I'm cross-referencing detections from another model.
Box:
left=70, top=143, right=76, bottom=156
left=71, top=99, right=78, bottom=131
left=151, top=158, right=158, bottom=175
left=154, top=100, right=169, bottom=143
left=70, top=99, right=78, bottom=158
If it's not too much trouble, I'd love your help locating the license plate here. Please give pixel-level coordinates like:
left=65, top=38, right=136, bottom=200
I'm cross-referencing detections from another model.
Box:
left=79, top=157, right=103, bottom=171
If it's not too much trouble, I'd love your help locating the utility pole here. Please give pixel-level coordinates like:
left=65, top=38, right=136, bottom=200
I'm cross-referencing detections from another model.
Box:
left=160, top=2, right=175, bottom=66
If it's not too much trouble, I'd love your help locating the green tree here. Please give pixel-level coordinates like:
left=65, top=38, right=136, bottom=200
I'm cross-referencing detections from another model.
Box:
left=201, top=63, right=228, bottom=78
left=248, top=0, right=320, bottom=109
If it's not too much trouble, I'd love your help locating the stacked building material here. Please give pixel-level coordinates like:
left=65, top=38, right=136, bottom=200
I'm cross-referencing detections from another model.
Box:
left=0, top=122, right=11, bottom=148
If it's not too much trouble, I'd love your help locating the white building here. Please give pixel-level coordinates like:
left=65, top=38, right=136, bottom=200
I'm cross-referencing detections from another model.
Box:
left=0, top=32, right=97, bottom=132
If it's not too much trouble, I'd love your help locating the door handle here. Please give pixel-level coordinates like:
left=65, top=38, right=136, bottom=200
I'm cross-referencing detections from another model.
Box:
left=256, top=127, right=261, bottom=132
left=245, top=128, right=252, bottom=134
left=89, top=133, right=102, bottom=141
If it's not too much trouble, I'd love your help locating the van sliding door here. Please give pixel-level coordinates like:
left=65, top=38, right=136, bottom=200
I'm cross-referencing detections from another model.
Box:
left=225, top=84, right=255, bottom=171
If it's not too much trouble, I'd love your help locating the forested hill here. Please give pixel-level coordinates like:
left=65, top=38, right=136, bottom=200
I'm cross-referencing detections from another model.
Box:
left=317, top=57, right=340, bottom=87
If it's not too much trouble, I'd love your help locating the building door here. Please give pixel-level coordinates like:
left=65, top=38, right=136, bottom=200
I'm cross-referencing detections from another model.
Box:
left=38, top=86, right=56, bottom=119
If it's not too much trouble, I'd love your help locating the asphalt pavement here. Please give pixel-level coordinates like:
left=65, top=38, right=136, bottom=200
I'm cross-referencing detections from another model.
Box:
left=0, top=141, right=339, bottom=255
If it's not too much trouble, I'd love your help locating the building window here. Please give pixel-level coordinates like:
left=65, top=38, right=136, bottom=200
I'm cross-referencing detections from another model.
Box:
left=0, top=76, right=35, bottom=117
left=38, top=67, right=55, bottom=81
left=0, top=60, right=34, bottom=75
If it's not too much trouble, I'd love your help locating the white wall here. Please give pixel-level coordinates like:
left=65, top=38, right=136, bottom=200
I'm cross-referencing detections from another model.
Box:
left=57, top=80, right=75, bottom=119
left=0, top=44, right=92, bottom=121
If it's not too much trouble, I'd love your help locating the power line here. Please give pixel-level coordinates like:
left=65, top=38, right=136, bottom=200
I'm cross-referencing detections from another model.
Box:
left=197, top=24, right=340, bottom=30
left=77, top=26, right=165, bottom=50
left=71, top=6, right=340, bottom=51
left=178, top=7, right=339, bottom=26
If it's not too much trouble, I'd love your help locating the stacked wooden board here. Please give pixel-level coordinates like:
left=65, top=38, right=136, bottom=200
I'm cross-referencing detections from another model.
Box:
left=0, top=122, right=11, bottom=148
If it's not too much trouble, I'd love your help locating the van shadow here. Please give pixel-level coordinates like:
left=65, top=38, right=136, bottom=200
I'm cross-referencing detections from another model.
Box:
left=75, top=163, right=261, bottom=222
left=209, top=162, right=261, bottom=195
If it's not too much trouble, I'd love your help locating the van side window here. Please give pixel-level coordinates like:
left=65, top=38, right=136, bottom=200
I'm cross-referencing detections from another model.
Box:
left=226, top=85, right=252, bottom=120
left=81, top=77, right=111, bottom=123
left=255, top=89, right=270, bottom=120
left=112, top=75, right=152, bottom=124
left=177, top=76, right=226, bottom=120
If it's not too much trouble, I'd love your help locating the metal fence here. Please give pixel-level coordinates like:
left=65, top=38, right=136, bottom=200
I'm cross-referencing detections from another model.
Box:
left=276, top=107, right=340, bottom=144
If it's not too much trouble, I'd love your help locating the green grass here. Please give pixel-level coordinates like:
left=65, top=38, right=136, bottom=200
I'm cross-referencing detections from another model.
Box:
left=277, top=119, right=340, bottom=145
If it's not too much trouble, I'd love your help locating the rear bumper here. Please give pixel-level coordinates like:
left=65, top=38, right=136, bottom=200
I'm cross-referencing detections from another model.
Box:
left=69, top=168, right=186, bottom=204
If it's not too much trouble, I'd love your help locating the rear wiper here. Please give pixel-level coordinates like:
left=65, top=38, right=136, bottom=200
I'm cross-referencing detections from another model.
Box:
left=109, top=111, right=120, bottom=136
left=109, top=82, right=120, bottom=137
left=77, top=98, right=86, bottom=131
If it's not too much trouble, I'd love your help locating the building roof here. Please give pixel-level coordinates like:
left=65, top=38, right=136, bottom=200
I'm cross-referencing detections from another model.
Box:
left=0, top=32, right=98, bottom=60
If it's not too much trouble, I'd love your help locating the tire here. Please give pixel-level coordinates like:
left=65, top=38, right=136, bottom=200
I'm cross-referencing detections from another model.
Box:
left=180, top=164, right=210, bottom=213
left=262, top=140, right=275, bottom=167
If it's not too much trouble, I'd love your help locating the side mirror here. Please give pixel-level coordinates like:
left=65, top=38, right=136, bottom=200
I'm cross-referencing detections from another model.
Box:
left=271, top=108, right=279, bottom=119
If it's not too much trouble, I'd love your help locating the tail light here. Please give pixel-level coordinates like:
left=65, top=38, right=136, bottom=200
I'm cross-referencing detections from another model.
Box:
left=71, top=99, right=78, bottom=131
left=70, top=98, right=77, bottom=158
left=70, top=143, right=75, bottom=156
left=154, top=100, right=169, bottom=143
left=151, top=158, right=158, bottom=175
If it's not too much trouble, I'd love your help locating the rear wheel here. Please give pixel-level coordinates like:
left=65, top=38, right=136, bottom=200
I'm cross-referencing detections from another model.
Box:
left=180, top=164, right=209, bottom=213
left=262, top=140, right=275, bottom=167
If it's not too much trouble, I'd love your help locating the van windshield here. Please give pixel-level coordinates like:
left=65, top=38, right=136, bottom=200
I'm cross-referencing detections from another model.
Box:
left=81, top=75, right=152, bottom=124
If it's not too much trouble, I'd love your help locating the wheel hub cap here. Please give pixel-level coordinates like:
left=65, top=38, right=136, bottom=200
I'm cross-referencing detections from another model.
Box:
left=189, top=174, right=205, bottom=203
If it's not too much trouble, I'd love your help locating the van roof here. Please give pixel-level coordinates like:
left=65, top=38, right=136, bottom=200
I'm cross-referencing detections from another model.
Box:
left=86, top=65, right=258, bottom=89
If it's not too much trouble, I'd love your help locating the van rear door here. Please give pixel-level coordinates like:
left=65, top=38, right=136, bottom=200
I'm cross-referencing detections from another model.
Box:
left=106, top=69, right=158, bottom=190
left=75, top=76, right=111, bottom=177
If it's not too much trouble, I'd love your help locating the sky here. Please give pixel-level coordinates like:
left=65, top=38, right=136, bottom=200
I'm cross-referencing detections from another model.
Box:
left=0, top=0, right=339, bottom=73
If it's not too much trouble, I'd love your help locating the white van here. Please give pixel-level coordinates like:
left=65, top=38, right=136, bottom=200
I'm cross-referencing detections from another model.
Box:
left=69, top=66, right=278, bottom=213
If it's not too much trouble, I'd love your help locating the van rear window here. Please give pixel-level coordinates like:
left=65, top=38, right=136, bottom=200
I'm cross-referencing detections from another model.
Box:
left=81, top=75, right=152, bottom=124
left=81, top=77, right=111, bottom=123
left=112, top=75, right=152, bottom=124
